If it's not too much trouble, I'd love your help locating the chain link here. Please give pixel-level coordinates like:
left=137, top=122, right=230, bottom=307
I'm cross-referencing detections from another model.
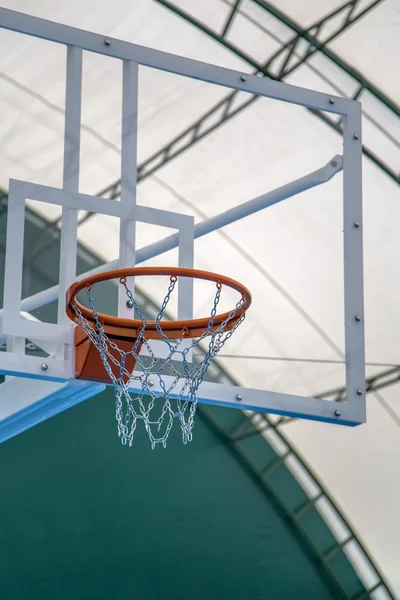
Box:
left=71, top=279, right=246, bottom=449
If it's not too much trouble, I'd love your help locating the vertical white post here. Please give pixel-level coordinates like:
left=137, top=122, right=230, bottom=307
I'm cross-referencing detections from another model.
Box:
left=342, top=103, right=366, bottom=422
left=118, top=60, right=138, bottom=318
left=5, top=334, right=24, bottom=381
left=2, top=183, right=25, bottom=329
left=58, top=45, right=82, bottom=326
left=177, top=216, right=194, bottom=360
left=178, top=217, right=194, bottom=320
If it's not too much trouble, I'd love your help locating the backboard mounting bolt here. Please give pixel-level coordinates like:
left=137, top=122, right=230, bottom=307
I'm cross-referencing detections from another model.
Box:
left=240, top=75, right=246, bottom=82
left=41, top=363, right=48, bottom=371
left=148, top=380, right=155, bottom=387
left=104, top=39, right=111, bottom=46
left=355, top=315, right=361, bottom=322
left=357, top=389, right=363, bottom=396
left=353, top=133, right=359, bottom=140
left=334, top=410, right=341, bottom=417
left=330, top=160, right=338, bottom=167
left=353, top=221, right=360, bottom=228
left=126, top=300, right=134, bottom=308
left=236, top=394, right=243, bottom=401
left=328, top=98, right=335, bottom=105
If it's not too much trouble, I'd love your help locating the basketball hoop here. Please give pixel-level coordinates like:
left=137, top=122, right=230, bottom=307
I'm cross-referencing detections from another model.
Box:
left=66, top=267, right=251, bottom=449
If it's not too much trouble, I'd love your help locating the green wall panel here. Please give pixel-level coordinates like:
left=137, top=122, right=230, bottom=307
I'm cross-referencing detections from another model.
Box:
left=0, top=389, right=335, bottom=600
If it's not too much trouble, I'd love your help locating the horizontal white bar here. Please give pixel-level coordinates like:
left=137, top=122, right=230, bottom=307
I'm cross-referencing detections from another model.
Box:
left=136, top=205, right=194, bottom=229
left=11, top=179, right=127, bottom=218
left=128, top=373, right=363, bottom=426
left=0, top=352, right=74, bottom=381
left=1, top=318, right=71, bottom=342
left=0, top=8, right=354, bottom=115
left=11, top=178, right=194, bottom=233
left=0, top=355, right=363, bottom=425
left=20, top=311, right=60, bottom=354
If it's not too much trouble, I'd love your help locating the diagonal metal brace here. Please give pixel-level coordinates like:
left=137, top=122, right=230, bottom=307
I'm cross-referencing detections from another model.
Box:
left=2, top=155, right=342, bottom=317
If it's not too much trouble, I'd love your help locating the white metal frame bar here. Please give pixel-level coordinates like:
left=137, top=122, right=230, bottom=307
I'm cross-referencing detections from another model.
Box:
left=1, top=179, right=194, bottom=349
left=58, top=45, right=82, bottom=326
left=119, top=60, right=138, bottom=319
left=128, top=373, right=360, bottom=426
left=0, top=9, right=366, bottom=430
left=0, top=8, right=354, bottom=114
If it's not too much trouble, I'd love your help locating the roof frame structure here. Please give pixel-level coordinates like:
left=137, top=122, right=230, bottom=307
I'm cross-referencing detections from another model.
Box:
left=156, top=0, right=400, bottom=185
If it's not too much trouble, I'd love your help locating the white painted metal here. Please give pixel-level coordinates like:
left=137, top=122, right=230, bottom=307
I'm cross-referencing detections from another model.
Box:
left=0, top=363, right=362, bottom=427
left=1, top=180, right=194, bottom=339
left=0, top=351, right=75, bottom=381
left=0, top=9, right=365, bottom=432
left=342, top=104, right=366, bottom=422
left=127, top=372, right=361, bottom=427
left=1, top=178, right=195, bottom=373
left=2, top=181, right=29, bottom=335
left=0, top=165, right=365, bottom=424
left=118, top=60, right=138, bottom=320
left=57, top=45, right=82, bottom=328
left=0, top=8, right=354, bottom=114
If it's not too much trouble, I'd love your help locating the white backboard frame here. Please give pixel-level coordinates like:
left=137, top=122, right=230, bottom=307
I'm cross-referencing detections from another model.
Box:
left=0, top=8, right=365, bottom=442
left=2, top=178, right=194, bottom=375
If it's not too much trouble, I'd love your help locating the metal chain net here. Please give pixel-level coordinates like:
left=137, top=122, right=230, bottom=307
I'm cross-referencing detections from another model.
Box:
left=71, top=276, right=246, bottom=449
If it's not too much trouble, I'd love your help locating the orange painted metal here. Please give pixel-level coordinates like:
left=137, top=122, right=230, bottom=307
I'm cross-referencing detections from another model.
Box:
left=74, top=324, right=143, bottom=383
left=66, top=266, right=252, bottom=340
left=67, top=267, right=251, bottom=382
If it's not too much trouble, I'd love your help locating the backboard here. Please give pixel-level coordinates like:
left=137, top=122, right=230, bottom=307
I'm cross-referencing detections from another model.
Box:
left=0, top=8, right=365, bottom=445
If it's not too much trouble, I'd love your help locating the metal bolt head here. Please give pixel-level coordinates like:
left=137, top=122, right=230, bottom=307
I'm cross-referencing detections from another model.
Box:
left=41, top=363, right=48, bottom=371
left=148, top=380, right=155, bottom=388
left=353, top=221, right=360, bottom=228
left=104, top=39, right=111, bottom=46
left=330, top=160, right=338, bottom=167
left=334, top=410, right=341, bottom=417
left=236, top=394, right=243, bottom=401
left=355, top=315, right=361, bottom=322
left=353, top=133, right=359, bottom=140
left=357, top=389, right=363, bottom=396
left=126, top=300, right=134, bottom=309
left=328, top=98, right=335, bottom=105
left=240, top=75, right=246, bottom=82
